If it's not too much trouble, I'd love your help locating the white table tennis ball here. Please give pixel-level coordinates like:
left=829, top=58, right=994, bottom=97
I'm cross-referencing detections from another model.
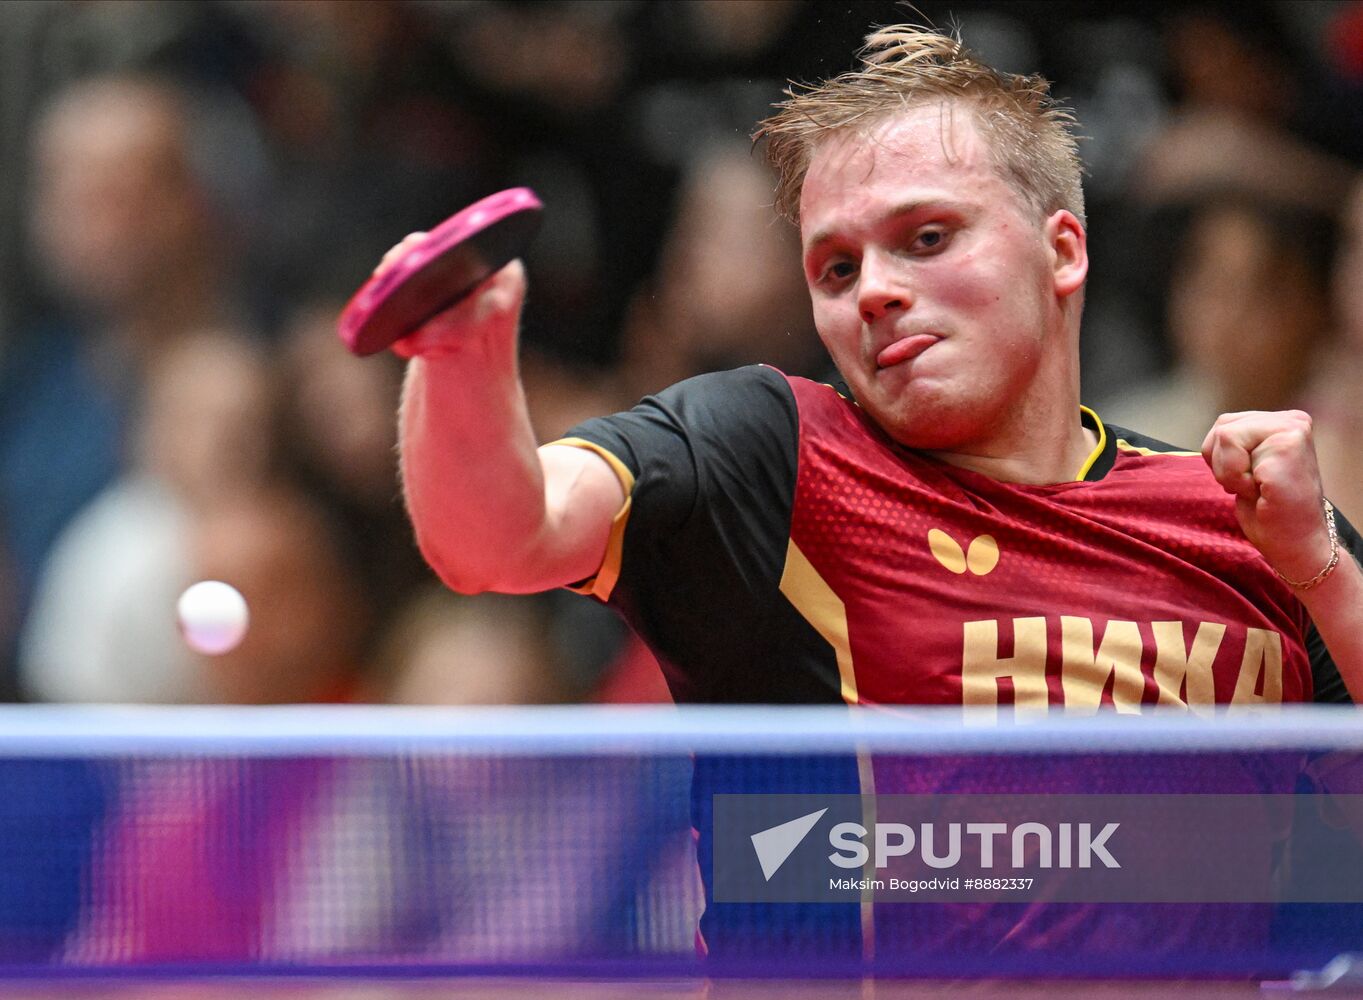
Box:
left=177, top=580, right=249, bottom=655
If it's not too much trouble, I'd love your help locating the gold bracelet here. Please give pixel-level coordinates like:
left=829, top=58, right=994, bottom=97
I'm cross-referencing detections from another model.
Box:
left=1275, top=499, right=1340, bottom=591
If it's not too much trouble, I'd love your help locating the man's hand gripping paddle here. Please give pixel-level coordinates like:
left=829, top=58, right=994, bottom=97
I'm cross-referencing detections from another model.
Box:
left=337, top=187, right=542, bottom=357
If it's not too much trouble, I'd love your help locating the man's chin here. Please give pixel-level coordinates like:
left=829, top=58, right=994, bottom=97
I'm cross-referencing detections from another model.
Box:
left=864, top=395, right=979, bottom=451
left=870, top=413, right=958, bottom=450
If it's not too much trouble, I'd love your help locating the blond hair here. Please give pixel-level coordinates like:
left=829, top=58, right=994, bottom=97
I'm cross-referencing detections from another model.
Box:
left=755, top=23, right=1085, bottom=227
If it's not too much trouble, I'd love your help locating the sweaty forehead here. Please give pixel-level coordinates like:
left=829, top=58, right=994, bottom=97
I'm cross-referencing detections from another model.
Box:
left=795, top=102, right=1003, bottom=245
left=799, top=103, right=1001, bottom=223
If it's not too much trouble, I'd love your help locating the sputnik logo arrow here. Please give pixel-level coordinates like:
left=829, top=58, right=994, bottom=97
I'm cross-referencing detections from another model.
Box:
left=750, top=808, right=828, bottom=881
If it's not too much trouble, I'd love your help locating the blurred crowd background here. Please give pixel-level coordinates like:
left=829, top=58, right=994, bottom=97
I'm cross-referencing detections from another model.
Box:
left=0, top=0, right=1360, bottom=707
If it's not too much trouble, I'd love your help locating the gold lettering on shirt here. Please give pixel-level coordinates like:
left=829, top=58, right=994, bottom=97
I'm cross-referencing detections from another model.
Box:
left=959, top=617, right=1288, bottom=713
left=962, top=617, right=1048, bottom=720
left=1231, top=627, right=1283, bottom=708
left=1151, top=621, right=1226, bottom=714
left=1060, top=618, right=1145, bottom=714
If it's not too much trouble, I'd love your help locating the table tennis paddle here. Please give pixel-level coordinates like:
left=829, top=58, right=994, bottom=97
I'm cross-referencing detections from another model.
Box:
left=337, top=187, right=543, bottom=357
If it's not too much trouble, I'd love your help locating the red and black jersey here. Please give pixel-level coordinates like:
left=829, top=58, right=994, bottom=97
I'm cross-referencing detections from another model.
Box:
left=561, top=365, right=1355, bottom=709
left=559, top=365, right=1360, bottom=964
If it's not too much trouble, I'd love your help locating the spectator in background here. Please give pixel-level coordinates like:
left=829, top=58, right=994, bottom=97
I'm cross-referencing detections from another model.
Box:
left=511, top=141, right=821, bottom=706
left=6, top=2, right=1363, bottom=713
left=377, top=589, right=567, bottom=707
left=1107, top=2, right=1357, bottom=417
left=1099, top=196, right=1333, bottom=449
left=190, top=489, right=366, bottom=705
left=275, top=297, right=628, bottom=705
left=0, top=73, right=256, bottom=697
left=19, top=331, right=276, bottom=703
left=518, top=350, right=622, bottom=445
left=241, top=0, right=496, bottom=326
left=277, top=295, right=655, bottom=706
left=278, top=298, right=429, bottom=654
left=0, top=547, right=18, bottom=703
left=21, top=326, right=369, bottom=705
left=1311, top=179, right=1363, bottom=525
left=1134, top=4, right=1356, bottom=217
left=617, top=142, right=827, bottom=400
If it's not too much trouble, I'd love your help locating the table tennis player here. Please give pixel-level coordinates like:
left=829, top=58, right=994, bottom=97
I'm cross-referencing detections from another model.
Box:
left=395, top=21, right=1361, bottom=708
left=390, top=20, right=1363, bottom=961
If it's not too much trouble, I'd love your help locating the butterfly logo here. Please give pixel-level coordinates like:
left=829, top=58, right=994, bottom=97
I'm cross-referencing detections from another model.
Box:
left=928, top=528, right=1000, bottom=576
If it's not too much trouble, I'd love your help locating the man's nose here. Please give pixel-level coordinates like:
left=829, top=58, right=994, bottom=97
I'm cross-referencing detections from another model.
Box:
left=858, top=251, right=909, bottom=324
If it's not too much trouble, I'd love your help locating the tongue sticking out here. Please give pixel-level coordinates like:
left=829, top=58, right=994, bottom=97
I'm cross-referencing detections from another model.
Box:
left=876, top=334, right=940, bottom=369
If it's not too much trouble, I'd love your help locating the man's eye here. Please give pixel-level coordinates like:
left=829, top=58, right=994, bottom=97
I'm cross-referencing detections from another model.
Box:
left=825, top=260, right=857, bottom=281
left=915, top=229, right=948, bottom=251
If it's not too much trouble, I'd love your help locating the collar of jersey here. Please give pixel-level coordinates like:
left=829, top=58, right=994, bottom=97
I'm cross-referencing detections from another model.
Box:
left=1076, top=406, right=1116, bottom=481
left=836, top=380, right=1118, bottom=485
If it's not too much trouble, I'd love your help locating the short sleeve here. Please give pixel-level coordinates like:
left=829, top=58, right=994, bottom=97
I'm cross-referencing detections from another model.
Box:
left=552, top=365, right=799, bottom=596
left=548, top=366, right=806, bottom=702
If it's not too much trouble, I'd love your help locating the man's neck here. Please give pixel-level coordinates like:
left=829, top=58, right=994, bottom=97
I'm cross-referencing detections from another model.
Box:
left=923, top=387, right=1099, bottom=486
left=927, top=423, right=1099, bottom=484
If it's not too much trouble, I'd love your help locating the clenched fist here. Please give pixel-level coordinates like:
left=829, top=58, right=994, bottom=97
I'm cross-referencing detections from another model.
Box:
left=1201, top=410, right=1334, bottom=586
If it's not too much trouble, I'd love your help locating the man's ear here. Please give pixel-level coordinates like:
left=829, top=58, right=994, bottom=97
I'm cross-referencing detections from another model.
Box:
left=1047, top=210, right=1087, bottom=299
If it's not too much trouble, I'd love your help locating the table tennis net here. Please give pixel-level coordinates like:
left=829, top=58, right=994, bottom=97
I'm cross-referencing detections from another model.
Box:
left=0, top=705, right=1361, bottom=979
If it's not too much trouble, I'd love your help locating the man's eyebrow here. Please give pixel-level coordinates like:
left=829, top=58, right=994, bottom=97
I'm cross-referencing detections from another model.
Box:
left=803, top=199, right=971, bottom=255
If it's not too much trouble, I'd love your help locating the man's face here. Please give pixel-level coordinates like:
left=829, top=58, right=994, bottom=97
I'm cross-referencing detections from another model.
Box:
left=799, top=104, right=1068, bottom=450
left=31, top=87, right=206, bottom=312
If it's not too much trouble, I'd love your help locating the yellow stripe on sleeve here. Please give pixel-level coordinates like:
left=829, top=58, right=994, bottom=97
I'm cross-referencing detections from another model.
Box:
left=545, top=437, right=634, bottom=602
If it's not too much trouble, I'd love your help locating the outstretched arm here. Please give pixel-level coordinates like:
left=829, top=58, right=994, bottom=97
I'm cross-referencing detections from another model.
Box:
left=1203, top=410, right=1363, bottom=700
left=397, top=259, right=624, bottom=595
